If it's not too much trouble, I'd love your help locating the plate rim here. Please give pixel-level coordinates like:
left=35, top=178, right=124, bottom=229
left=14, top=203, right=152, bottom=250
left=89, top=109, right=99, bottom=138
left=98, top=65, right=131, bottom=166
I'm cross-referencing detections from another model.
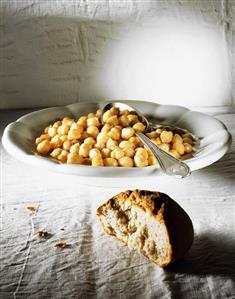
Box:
left=2, top=100, right=232, bottom=177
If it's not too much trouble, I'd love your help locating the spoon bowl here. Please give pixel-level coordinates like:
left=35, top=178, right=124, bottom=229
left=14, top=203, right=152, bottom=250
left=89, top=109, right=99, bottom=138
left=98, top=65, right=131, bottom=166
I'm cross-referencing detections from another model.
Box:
left=102, top=102, right=191, bottom=178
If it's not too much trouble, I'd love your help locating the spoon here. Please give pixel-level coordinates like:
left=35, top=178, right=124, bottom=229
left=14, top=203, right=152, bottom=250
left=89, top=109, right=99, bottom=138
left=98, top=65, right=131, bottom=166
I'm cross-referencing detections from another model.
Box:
left=102, top=102, right=191, bottom=178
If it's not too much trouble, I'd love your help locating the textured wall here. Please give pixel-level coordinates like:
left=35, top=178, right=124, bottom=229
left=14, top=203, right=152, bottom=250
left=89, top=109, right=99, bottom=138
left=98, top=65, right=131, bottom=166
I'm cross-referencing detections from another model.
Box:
left=0, top=0, right=233, bottom=109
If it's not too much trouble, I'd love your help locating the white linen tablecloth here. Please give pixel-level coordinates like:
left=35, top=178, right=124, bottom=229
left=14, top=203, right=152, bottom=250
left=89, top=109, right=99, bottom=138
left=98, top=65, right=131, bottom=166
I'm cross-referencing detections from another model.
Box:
left=0, top=109, right=235, bottom=299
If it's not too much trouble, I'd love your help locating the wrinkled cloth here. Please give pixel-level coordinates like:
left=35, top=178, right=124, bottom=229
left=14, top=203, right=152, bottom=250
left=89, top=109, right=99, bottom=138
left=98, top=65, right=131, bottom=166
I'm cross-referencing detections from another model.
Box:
left=0, top=109, right=235, bottom=299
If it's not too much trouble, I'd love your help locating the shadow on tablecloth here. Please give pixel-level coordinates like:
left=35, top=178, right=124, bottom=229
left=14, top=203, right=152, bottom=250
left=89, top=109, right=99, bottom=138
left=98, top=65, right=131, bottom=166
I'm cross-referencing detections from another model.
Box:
left=168, top=232, right=235, bottom=277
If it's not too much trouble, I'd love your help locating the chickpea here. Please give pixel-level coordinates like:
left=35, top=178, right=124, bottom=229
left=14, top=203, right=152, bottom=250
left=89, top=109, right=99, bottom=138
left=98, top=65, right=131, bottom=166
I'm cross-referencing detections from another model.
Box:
left=169, top=149, right=180, bottom=159
left=71, top=139, right=79, bottom=144
left=79, top=143, right=92, bottom=157
left=50, top=148, right=62, bottom=158
left=134, top=154, right=148, bottom=167
left=53, top=120, right=62, bottom=128
left=135, top=148, right=148, bottom=159
left=50, top=136, right=63, bottom=149
left=119, top=140, right=135, bottom=149
left=123, top=147, right=135, bottom=158
left=97, top=132, right=109, bottom=145
left=183, top=137, right=193, bottom=145
left=121, top=127, right=135, bottom=140
left=101, top=148, right=111, bottom=158
left=111, top=148, right=125, bottom=160
left=104, top=157, right=118, bottom=167
left=89, top=148, right=102, bottom=159
left=59, top=135, right=68, bottom=142
left=87, top=126, right=99, bottom=138
left=87, top=112, right=95, bottom=118
left=118, top=115, right=130, bottom=127
left=102, top=110, right=112, bottom=123
left=106, top=115, right=119, bottom=126
left=57, top=154, right=66, bottom=162
left=156, top=128, right=163, bottom=134
left=148, top=154, right=157, bottom=165
left=183, top=143, right=193, bottom=154
left=62, top=117, right=70, bottom=123
left=48, top=127, right=58, bottom=137
left=183, top=133, right=192, bottom=139
left=37, top=140, right=51, bottom=155
left=147, top=131, right=159, bottom=139
left=84, top=137, right=96, bottom=146
left=116, top=125, right=122, bottom=131
left=172, top=133, right=183, bottom=144
left=63, top=140, right=72, bottom=151
left=44, top=126, right=51, bottom=134
left=94, top=142, right=106, bottom=150
left=87, top=117, right=100, bottom=127
left=62, top=149, right=69, bottom=156
left=67, top=152, right=83, bottom=164
left=127, top=114, right=138, bottom=125
left=109, top=107, right=120, bottom=116
left=108, top=127, right=121, bottom=141
left=77, top=124, right=84, bottom=133
left=92, top=156, right=104, bottom=166
left=82, top=158, right=91, bottom=165
left=129, top=136, right=142, bottom=147
left=68, top=129, right=82, bottom=140
left=70, top=143, right=80, bottom=154
left=35, top=134, right=50, bottom=145
left=133, top=122, right=145, bottom=132
left=172, top=142, right=185, bottom=155
left=96, top=109, right=103, bottom=118
left=57, top=150, right=69, bottom=162
left=118, top=156, right=134, bottom=167
left=106, top=138, right=118, bottom=150
left=58, top=124, right=70, bottom=135
left=158, top=143, right=170, bottom=153
left=80, top=131, right=89, bottom=141
left=101, top=124, right=112, bottom=133
left=69, top=122, right=77, bottom=130
left=77, top=116, right=87, bottom=128
left=160, top=131, right=173, bottom=144
left=62, top=117, right=73, bottom=126
left=120, top=109, right=129, bottom=115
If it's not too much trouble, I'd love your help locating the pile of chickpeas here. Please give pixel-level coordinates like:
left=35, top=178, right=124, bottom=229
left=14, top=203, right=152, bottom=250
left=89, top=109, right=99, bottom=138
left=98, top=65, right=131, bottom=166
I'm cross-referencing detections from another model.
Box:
left=35, top=107, right=194, bottom=167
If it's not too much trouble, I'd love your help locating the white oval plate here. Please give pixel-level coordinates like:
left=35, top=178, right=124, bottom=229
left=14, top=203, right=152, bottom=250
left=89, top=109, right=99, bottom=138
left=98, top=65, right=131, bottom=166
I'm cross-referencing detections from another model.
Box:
left=2, top=100, right=231, bottom=177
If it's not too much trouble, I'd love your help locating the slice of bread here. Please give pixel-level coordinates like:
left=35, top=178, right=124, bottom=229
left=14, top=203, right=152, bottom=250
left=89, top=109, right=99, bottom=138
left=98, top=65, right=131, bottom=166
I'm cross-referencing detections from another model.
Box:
left=97, top=190, right=194, bottom=268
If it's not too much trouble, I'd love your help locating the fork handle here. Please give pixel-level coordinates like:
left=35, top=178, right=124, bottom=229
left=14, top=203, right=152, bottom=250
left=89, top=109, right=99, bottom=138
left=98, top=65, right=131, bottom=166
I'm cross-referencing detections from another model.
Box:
left=136, top=132, right=191, bottom=178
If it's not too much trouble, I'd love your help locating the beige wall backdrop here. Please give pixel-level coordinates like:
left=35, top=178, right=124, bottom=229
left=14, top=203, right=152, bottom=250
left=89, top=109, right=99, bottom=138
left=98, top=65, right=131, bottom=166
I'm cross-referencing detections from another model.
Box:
left=0, top=0, right=234, bottom=109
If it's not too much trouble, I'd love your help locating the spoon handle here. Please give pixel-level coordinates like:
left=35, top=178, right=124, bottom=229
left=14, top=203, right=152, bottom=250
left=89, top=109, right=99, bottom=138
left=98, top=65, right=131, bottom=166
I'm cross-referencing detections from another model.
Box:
left=136, top=132, right=191, bottom=178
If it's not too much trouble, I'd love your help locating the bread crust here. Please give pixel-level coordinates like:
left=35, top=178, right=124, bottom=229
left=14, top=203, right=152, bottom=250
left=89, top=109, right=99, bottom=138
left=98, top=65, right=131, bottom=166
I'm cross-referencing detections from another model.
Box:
left=97, top=190, right=194, bottom=267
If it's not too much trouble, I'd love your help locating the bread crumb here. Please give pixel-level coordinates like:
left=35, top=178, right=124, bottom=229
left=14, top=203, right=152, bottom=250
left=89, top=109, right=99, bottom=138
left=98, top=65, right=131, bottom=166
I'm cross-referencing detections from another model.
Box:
left=55, top=242, right=71, bottom=249
left=35, top=231, right=48, bottom=238
left=26, top=206, right=36, bottom=213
